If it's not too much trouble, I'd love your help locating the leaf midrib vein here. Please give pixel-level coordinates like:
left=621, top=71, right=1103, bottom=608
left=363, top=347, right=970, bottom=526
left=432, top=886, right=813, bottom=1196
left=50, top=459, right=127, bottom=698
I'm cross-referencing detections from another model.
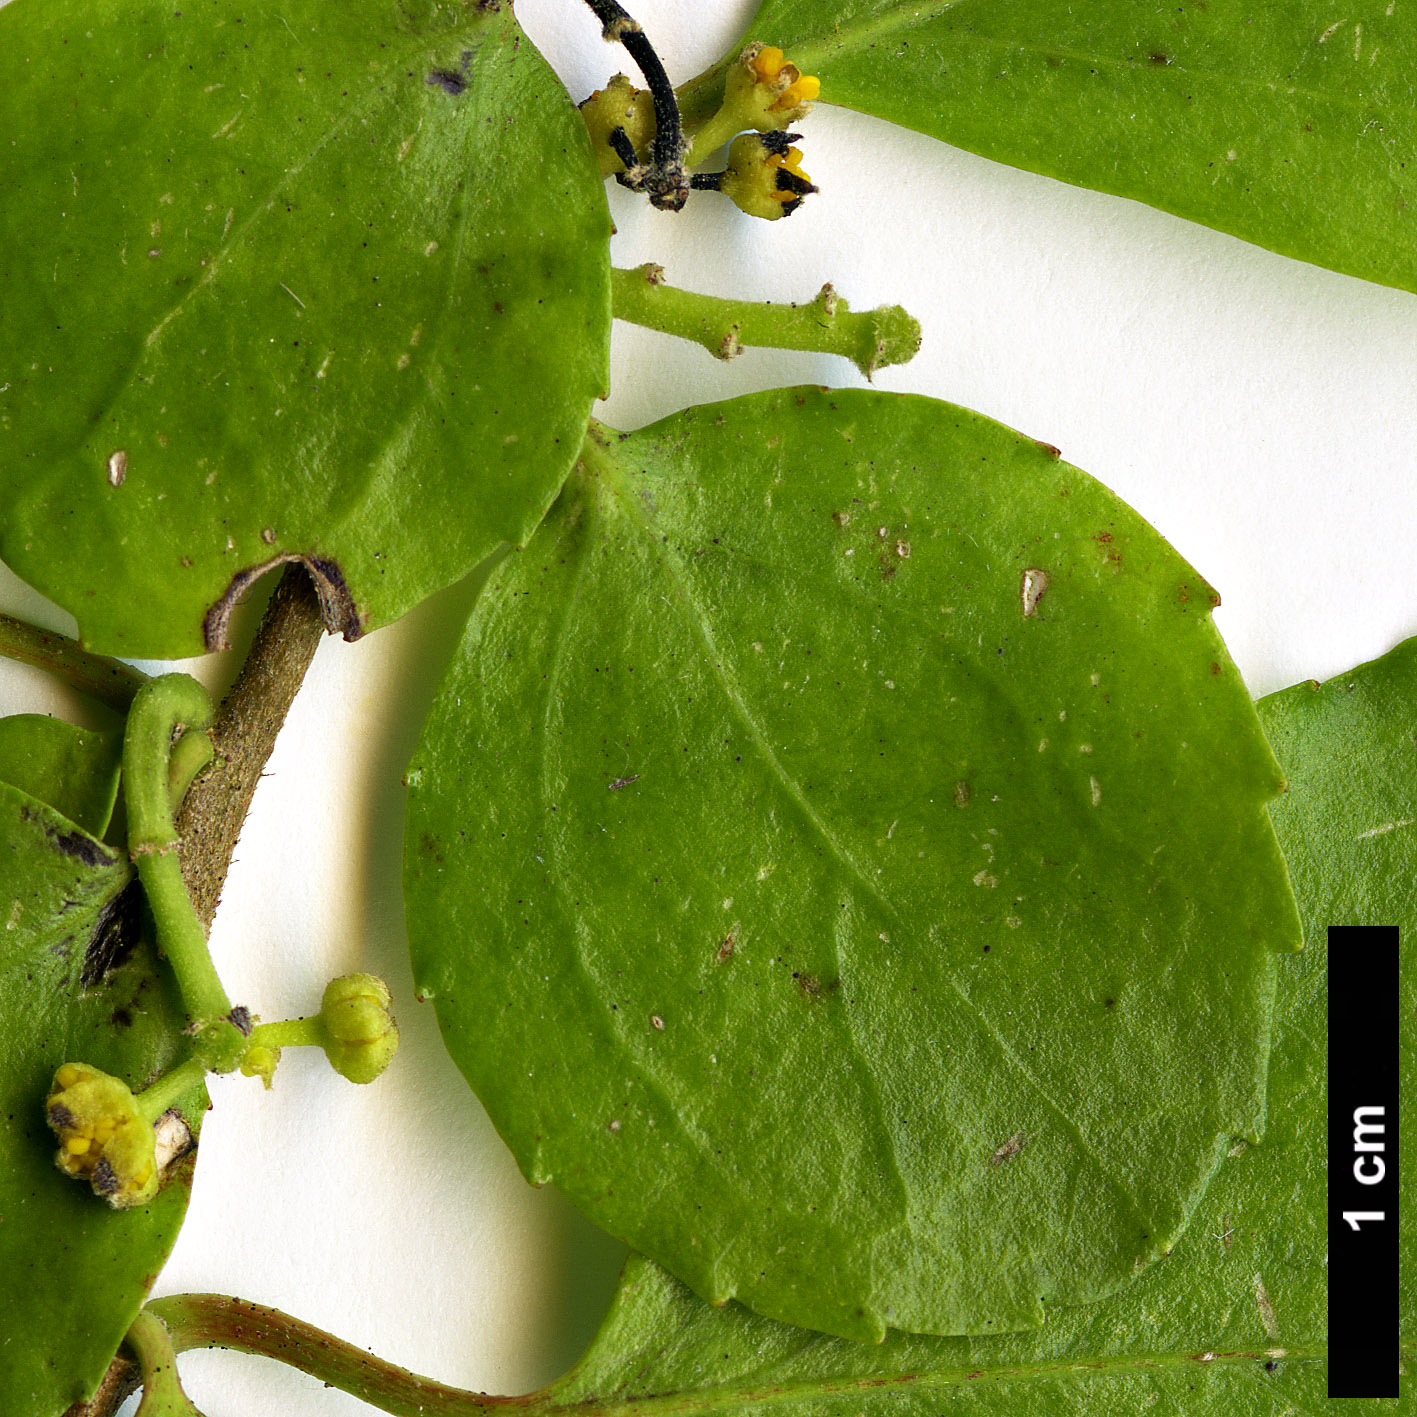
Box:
left=551, top=1341, right=1336, bottom=1417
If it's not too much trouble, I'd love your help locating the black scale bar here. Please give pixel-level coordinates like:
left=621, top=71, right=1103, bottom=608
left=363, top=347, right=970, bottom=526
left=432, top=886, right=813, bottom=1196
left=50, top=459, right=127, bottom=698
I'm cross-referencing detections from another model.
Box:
left=1328, top=925, right=1400, bottom=1400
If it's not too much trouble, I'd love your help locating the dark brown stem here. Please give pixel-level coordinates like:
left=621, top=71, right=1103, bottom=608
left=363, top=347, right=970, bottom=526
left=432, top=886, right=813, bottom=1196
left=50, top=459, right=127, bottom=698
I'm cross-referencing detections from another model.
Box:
left=147, top=1295, right=508, bottom=1417
left=582, top=0, right=687, bottom=209
left=175, top=564, right=326, bottom=929
left=0, top=611, right=147, bottom=711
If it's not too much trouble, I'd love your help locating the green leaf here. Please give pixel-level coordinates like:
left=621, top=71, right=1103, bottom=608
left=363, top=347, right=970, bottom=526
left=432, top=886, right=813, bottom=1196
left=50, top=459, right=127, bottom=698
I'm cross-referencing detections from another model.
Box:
left=0, top=0, right=611, bottom=658
left=681, top=1, right=1417, bottom=294
left=1258, top=633, right=1417, bottom=1334
left=0, top=784, right=203, bottom=1417
left=0, top=715, right=123, bottom=838
left=536, top=638, right=1417, bottom=1417
left=404, top=388, right=1299, bottom=1342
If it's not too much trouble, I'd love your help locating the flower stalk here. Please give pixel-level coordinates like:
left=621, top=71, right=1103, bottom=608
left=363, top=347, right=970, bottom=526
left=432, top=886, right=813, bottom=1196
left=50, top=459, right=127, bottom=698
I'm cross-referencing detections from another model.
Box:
left=610, top=264, right=921, bottom=378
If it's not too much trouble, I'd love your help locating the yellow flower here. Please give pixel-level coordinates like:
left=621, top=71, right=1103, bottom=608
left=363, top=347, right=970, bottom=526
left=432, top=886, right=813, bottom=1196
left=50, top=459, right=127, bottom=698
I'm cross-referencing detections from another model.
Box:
left=46, top=1062, right=159, bottom=1208
left=720, top=132, right=818, bottom=220
left=749, top=46, right=822, bottom=113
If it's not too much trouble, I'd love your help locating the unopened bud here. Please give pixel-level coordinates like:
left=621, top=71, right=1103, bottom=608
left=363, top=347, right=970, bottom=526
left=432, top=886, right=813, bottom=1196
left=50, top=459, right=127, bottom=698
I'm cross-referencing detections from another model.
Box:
left=319, top=973, right=399, bottom=1084
left=580, top=74, right=656, bottom=176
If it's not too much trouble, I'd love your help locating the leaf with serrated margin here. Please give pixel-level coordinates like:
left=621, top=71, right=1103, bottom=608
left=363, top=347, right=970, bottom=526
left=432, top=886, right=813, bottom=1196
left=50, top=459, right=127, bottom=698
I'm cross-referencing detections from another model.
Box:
left=680, top=0, right=1417, bottom=294
left=405, top=388, right=1299, bottom=1342
left=532, top=638, right=1417, bottom=1417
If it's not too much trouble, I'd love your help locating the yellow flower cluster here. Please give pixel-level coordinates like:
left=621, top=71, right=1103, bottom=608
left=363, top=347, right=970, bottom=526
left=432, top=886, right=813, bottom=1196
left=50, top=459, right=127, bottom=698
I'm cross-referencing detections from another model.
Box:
left=47, top=1062, right=159, bottom=1208
left=749, top=46, right=821, bottom=113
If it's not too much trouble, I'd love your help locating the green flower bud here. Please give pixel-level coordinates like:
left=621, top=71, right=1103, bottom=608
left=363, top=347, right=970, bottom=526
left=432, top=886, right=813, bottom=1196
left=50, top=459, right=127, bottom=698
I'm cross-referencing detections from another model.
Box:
left=240, top=1043, right=281, bottom=1089
left=46, top=1062, right=158, bottom=1208
left=319, top=973, right=399, bottom=1084
left=579, top=73, right=656, bottom=176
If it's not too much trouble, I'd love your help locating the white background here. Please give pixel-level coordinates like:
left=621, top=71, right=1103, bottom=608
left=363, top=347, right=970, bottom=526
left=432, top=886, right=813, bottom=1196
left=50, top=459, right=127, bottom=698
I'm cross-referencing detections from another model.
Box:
left=2, top=1, right=1414, bottom=1412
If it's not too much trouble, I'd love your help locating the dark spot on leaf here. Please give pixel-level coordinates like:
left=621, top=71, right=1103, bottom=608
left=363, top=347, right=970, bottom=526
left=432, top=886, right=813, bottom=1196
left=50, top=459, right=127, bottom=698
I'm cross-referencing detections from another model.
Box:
left=82, top=879, right=146, bottom=987
left=1149, top=51, right=1171, bottom=64
left=1033, top=439, right=1062, bottom=459
left=608, top=774, right=639, bottom=791
left=419, top=831, right=444, bottom=866
left=427, top=68, right=467, bottom=95
left=110, top=1007, right=134, bottom=1028
left=48, top=826, right=116, bottom=869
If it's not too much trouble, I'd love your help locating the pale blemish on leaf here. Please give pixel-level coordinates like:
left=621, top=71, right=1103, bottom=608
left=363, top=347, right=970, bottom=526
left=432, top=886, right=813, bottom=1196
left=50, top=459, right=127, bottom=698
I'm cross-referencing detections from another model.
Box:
left=1254, top=1273, right=1280, bottom=1339
left=1020, top=567, right=1049, bottom=616
left=107, top=451, right=127, bottom=488
left=989, top=1131, right=1027, bottom=1165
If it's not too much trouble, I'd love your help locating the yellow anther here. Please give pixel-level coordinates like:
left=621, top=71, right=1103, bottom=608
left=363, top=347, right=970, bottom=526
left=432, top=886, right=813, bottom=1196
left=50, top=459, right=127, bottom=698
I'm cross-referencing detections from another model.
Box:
left=65, top=1136, right=91, bottom=1155
left=784, top=74, right=821, bottom=106
left=754, top=46, right=787, bottom=80
left=56, top=1064, right=82, bottom=1089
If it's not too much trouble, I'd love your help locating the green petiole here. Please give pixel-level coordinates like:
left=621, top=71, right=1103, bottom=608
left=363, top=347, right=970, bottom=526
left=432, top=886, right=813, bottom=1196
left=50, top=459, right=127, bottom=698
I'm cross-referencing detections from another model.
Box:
left=123, top=675, right=244, bottom=1071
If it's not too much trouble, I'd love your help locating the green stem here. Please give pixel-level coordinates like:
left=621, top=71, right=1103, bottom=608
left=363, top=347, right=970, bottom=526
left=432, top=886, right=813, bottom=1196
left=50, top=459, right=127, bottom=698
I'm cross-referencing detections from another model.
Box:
left=146, top=1294, right=504, bottom=1417
left=124, top=676, right=238, bottom=1060
left=0, top=610, right=147, bottom=710
left=677, top=56, right=739, bottom=130
left=684, top=106, right=744, bottom=168
left=248, top=1016, right=324, bottom=1050
left=134, top=1058, right=209, bottom=1124
left=610, top=265, right=921, bottom=378
left=167, top=730, right=214, bottom=813
left=124, top=1312, right=207, bottom=1417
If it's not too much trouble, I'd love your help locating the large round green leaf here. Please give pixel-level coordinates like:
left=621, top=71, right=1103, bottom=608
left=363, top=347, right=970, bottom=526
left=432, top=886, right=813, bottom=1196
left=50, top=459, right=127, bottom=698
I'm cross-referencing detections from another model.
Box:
left=679, top=1, right=1417, bottom=294
left=0, top=781, right=203, bottom=1417
left=541, top=637, right=1417, bottom=1415
left=0, top=0, right=611, bottom=658
left=403, top=388, right=1300, bottom=1342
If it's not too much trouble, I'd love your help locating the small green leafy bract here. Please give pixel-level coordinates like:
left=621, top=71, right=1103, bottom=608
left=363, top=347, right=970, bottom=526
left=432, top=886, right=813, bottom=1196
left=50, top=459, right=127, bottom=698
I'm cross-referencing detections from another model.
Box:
left=0, top=781, right=203, bottom=1417
left=404, top=388, right=1299, bottom=1342
left=536, top=638, right=1417, bottom=1417
left=0, top=0, right=611, bottom=657
left=683, top=1, right=1417, bottom=294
